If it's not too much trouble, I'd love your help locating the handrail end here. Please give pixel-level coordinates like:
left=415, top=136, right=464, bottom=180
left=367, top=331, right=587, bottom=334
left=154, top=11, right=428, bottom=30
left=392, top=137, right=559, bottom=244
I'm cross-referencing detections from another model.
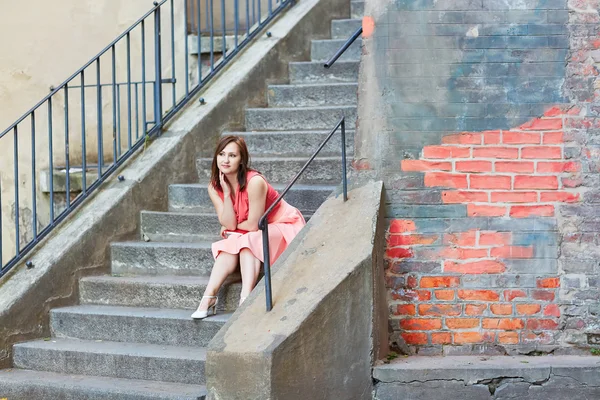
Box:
left=323, top=63, right=330, bottom=69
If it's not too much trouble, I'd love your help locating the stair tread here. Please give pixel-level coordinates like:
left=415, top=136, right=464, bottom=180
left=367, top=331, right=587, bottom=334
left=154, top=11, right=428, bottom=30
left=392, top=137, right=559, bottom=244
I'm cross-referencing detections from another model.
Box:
left=52, top=304, right=234, bottom=322
left=171, top=182, right=337, bottom=190
left=15, top=337, right=207, bottom=360
left=246, top=105, right=356, bottom=111
left=80, top=274, right=216, bottom=285
left=222, top=130, right=355, bottom=135
left=0, top=369, right=207, bottom=396
left=268, top=82, right=358, bottom=88
left=197, top=155, right=343, bottom=161
left=111, top=241, right=214, bottom=249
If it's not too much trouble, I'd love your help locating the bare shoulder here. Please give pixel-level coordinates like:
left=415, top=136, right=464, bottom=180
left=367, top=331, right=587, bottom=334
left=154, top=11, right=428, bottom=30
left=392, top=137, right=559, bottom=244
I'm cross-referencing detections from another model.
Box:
left=247, top=174, right=268, bottom=193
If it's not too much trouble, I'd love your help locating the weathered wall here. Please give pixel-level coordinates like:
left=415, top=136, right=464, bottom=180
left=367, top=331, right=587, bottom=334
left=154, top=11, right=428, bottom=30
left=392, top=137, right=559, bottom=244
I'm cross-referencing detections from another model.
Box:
left=356, top=0, right=600, bottom=354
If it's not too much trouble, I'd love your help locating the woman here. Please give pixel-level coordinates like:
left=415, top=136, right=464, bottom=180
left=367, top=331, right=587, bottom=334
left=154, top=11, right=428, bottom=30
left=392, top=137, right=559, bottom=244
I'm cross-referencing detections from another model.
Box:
left=191, top=135, right=306, bottom=319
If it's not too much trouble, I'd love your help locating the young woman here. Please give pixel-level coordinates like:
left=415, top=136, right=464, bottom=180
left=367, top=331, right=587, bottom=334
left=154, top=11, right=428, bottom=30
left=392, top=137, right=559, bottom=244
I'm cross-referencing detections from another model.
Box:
left=191, top=135, right=306, bottom=319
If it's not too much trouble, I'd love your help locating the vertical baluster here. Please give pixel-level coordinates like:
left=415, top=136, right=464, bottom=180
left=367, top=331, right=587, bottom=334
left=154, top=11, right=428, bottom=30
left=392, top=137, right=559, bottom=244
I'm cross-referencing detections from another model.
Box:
left=127, top=34, right=133, bottom=150
left=0, top=176, right=3, bottom=266
left=135, top=83, right=140, bottom=140
left=80, top=71, right=87, bottom=193
left=262, top=223, right=272, bottom=311
left=197, top=0, right=202, bottom=83
left=170, top=0, right=176, bottom=106
left=245, top=0, right=250, bottom=37
left=141, top=21, right=147, bottom=135
left=341, top=118, right=347, bottom=202
left=112, top=46, right=119, bottom=160
left=64, top=84, right=71, bottom=208
left=30, top=112, right=37, bottom=240
left=184, top=0, right=189, bottom=94
left=96, top=59, right=104, bottom=178
left=13, top=127, right=20, bottom=256
left=252, top=0, right=256, bottom=27
left=257, top=0, right=261, bottom=25
left=234, top=0, right=239, bottom=49
left=48, top=97, right=55, bottom=222
left=221, top=0, right=227, bottom=58
left=209, top=0, right=214, bottom=71
left=117, top=85, right=122, bottom=154
left=154, top=4, right=163, bottom=130
left=268, top=0, right=272, bottom=17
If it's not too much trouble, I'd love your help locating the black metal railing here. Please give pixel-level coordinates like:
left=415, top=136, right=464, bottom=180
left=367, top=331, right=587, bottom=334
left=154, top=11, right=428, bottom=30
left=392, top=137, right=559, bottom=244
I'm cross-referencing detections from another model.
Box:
left=0, top=0, right=293, bottom=278
left=324, top=26, right=362, bottom=69
left=258, top=117, right=348, bottom=311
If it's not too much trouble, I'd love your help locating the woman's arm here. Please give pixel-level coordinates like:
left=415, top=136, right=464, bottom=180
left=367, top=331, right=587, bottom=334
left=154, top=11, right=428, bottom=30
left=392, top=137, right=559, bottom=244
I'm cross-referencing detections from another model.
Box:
left=236, top=176, right=268, bottom=232
left=208, top=184, right=237, bottom=230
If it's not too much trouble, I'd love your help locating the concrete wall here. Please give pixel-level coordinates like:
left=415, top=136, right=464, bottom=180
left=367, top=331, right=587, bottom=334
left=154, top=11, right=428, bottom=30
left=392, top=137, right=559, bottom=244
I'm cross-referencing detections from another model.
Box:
left=206, top=181, right=387, bottom=400
left=356, top=0, right=600, bottom=355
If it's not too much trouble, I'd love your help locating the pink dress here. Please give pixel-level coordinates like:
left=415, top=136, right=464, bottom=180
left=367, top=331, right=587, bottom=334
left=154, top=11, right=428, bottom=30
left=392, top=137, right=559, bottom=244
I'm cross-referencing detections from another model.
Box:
left=211, top=170, right=306, bottom=265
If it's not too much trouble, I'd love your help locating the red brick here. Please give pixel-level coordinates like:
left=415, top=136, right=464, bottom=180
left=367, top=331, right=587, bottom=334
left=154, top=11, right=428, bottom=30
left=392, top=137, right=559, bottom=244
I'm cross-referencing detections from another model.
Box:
left=435, top=290, right=455, bottom=300
left=522, top=331, right=555, bottom=344
left=540, top=192, right=580, bottom=203
left=537, top=161, right=580, bottom=173
left=447, top=318, right=480, bottom=329
left=465, top=304, right=487, bottom=315
left=442, top=133, right=482, bottom=145
left=532, top=290, right=555, bottom=301
left=484, top=130, right=501, bottom=144
left=441, top=247, right=489, bottom=260
left=442, top=191, right=488, bottom=204
left=431, top=332, right=452, bottom=344
left=514, top=175, right=558, bottom=190
left=388, top=234, right=439, bottom=246
left=420, top=276, right=461, bottom=288
left=482, top=318, right=524, bottom=330
left=491, top=191, right=537, bottom=203
left=479, top=232, right=512, bottom=246
left=470, top=175, right=511, bottom=190
left=445, top=260, right=506, bottom=274
left=467, top=204, right=507, bottom=217
left=562, top=177, right=583, bottom=188
left=458, top=290, right=500, bottom=301
left=491, top=246, right=534, bottom=259
left=418, top=304, right=462, bottom=317
left=510, top=205, right=555, bottom=218
left=521, top=146, right=562, bottom=159
left=454, top=332, right=494, bottom=344
left=516, top=304, right=541, bottom=315
left=495, top=161, right=535, bottom=173
left=443, top=231, right=477, bottom=246
left=542, top=131, right=564, bottom=144
left=389, top=220, right=416, bottom=233
left=395, top=304, right=417, bottom=316
left=473, top=147, right=519, bottom=159
left=401, top=332, right=428, bottom=345
left=490, top=304, right=513, bottom=315
left=503, top=131, right=541, bottom=144
left=386, top=248, right=413, bottom=259
left=423, top=146, right=470, bottom=159
left=400, top=318, right=443, bottom=331
left=526, top=319, right=559, bottom=330
left=544, top=304, right=561, bottom=317
left=543, top=107, right=562, bottom=117
left=505, top=290, right=527, bottom=301
left=537, top=277, right=560, bottom=288
left=455, top=161, right=493, bottom=173
left=498, top=331, right=520, bottom=344
left=407, top=276, right=418, bottom=289
left=519, top=118, right=563, bottom=131
left=417, top=290, right=432, bottom=301
left=401, top=160, right=452, bottom=172
left=425, top=172, right=468, bottom=188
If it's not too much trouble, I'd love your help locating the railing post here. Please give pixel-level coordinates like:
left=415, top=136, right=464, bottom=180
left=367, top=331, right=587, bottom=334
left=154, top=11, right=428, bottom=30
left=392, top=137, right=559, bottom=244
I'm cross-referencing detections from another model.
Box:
left=153, top=2, right=163, bottom=131
left=261, top=220, right=273, bottom=311
left=341, top=117, right=347, bottom=202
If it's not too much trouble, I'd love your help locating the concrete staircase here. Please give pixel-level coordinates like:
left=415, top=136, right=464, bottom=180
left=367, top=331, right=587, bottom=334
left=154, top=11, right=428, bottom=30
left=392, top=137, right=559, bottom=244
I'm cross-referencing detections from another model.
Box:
left=0, top=4, right=362, bottom=399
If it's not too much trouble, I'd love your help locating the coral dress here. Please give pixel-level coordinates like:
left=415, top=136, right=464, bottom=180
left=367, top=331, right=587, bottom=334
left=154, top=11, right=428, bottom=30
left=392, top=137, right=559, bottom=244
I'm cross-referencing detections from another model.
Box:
left=211, top=170, right=306, bottom=265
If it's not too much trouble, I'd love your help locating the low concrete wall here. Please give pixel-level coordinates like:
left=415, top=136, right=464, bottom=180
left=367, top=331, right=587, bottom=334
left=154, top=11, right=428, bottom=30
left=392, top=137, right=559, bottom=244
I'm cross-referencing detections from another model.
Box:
left=205, top=181, right=388, bottom=400
left=0, top=0, right=351, bottom=369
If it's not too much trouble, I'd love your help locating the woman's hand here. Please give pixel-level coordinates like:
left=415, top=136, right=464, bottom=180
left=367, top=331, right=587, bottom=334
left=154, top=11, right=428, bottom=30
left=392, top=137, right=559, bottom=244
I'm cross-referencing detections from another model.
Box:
left=220, top=225, right=227, bottom=239
left=219, top=171, right=231, bottom=196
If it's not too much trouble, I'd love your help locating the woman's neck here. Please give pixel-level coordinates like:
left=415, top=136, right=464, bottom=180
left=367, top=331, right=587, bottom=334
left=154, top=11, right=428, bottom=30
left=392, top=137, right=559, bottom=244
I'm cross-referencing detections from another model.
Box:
left=225, top=172, right=239, bottom=188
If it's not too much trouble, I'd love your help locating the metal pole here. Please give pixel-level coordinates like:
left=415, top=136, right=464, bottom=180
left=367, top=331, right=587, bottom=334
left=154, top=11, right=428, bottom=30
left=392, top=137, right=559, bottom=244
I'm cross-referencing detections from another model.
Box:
left=80, top=71, right=87, bottom=193
left=127, top=33, right=133, bottom=150
left=154, top=4, right=163, bottom=131
left=64, top=84, right=71, bottom=208
left=112, top=46, right=118, bottom=161
left=341, top=118, right=347, bottom=202
left=221, top=0, right=227, bottom=57
left=170, top=0, right=176, bottom=106
left=30, top=112, right=37, bottom=240
left=262, top=223, right=273, bottom=311
left=13, top=126, right=20, bottom=256
left=96, top=59, right=104, bottom=178
left=184, top=0, right=189, bottom=94
left=48, top=98, right=55, bottom=222
left=141, top=20, right=147, bottom=134
left=197, top=0, right=202, bottom=83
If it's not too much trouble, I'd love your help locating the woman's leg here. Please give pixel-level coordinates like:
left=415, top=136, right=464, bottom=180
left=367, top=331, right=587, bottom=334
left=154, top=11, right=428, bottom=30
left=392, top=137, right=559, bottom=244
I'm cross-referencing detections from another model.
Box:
left=239, top=248, right=261, bottom=299
left=196, top=251, right=239, bottom=311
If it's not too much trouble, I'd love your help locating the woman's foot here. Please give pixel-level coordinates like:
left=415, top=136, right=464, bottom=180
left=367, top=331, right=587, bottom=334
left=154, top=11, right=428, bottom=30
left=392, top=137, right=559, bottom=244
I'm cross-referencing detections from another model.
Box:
left=191, top=295, right=218, bottom=320
left=239, top=296, right=247, bottom=306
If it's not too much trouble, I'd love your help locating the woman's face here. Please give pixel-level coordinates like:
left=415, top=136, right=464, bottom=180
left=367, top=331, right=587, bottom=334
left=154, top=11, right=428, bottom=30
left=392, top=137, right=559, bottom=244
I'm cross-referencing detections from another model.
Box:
left=217, top=142, right=242, bottom=175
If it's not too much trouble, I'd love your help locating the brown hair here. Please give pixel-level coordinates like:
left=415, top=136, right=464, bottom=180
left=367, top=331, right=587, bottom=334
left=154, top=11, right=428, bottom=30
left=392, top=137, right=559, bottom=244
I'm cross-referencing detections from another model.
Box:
left=210, top=135, right=252, bottom=192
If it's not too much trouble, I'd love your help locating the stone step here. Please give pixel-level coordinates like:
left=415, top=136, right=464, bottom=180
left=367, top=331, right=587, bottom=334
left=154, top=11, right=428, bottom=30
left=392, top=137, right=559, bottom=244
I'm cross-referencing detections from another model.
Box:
left=267, top=83, right=358, bottom=107
left=289, top=60, right=359, bottom=84
left=111, top=241, right=216, bottom=276
left=245, top=105, right=356, bottom=131
left=79, top=275, right=241, bottom=311
left=169, top=182, right=335, bottom=213
left=13, top=338, right=206, bottom=385
left=0, top=369, right=206, bottom=400
left=311, top=38, right=362, bottom=62
left=140, top=211, right=220, bottom=243
left=331, top=19, right=362, bottom=40
left=51, top=305, right=231, bottom=348
left=197, top=156, right=346, bottom=185
left=223, top=130, right=355, bottom=157
left=351, top=1, right=364, bottom=18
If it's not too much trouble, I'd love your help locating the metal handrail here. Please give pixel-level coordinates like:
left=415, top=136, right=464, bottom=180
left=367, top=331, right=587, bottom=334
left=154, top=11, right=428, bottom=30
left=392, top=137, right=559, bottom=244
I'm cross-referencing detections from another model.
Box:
left=258, top=117, right=348, bottom=311
left=0, top=0, right=294, bottom=278
left=323, top=26, right=362, bottom=69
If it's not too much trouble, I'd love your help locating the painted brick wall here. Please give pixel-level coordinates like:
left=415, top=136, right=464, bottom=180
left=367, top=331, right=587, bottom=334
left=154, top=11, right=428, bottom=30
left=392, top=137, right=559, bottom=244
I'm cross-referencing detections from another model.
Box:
left=357, top=0, right=600, bottom=355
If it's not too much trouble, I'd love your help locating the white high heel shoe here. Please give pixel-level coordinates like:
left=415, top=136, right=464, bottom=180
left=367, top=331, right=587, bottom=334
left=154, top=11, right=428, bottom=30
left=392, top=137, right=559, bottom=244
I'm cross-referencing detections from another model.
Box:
left=191, top=295, right=218, bottom=320
left=239, top=296, right=247, bottom=306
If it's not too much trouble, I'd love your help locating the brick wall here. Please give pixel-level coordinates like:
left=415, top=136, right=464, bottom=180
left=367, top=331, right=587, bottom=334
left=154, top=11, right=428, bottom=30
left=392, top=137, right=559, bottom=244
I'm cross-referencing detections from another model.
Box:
left=357, top=0, right=600, bottom=354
